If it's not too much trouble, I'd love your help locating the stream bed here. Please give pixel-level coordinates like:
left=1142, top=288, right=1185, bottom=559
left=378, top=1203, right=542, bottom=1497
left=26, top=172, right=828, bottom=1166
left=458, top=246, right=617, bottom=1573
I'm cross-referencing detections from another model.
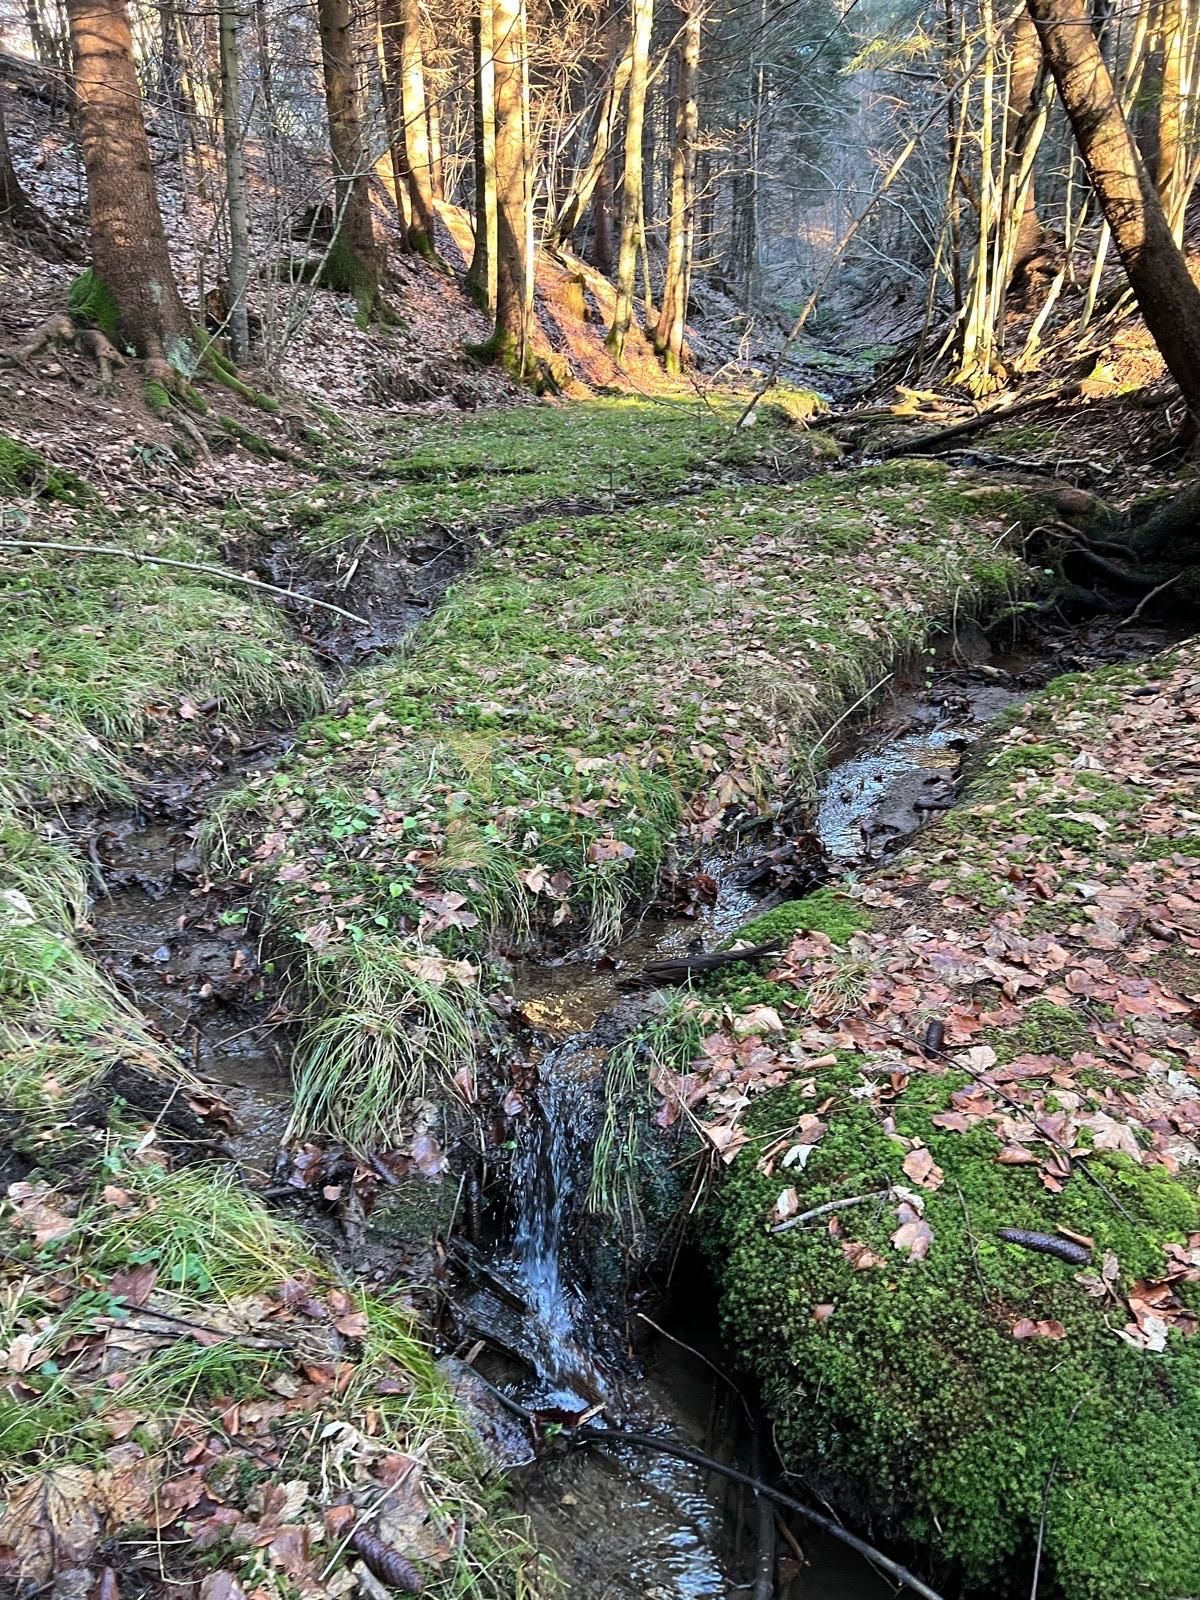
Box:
left=75, top=616, right=1176, bottom=1599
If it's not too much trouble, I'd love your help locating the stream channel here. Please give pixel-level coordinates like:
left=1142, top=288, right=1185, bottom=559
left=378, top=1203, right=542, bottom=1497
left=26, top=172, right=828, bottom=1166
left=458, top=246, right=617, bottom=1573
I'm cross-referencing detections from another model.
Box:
left=74, top=594, right=1174, bottom=1599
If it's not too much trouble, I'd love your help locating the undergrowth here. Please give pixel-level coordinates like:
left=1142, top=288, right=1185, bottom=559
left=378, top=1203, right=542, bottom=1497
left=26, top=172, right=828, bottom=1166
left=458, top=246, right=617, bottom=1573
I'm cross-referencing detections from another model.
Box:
left=218, top=442, right=1040, bottom=1148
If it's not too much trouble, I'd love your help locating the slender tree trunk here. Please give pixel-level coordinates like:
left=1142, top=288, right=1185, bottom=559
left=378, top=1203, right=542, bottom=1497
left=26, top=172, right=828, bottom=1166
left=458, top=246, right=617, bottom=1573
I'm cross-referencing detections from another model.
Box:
left=1154, top=0, right=1183, bottom=234
left=399, top=0, right=438, bottom=254
left=592, top=144, right=614, bottom=273
left=218, top=0, right=250, bottom=359
left=487, top=0, right=530, bottom=369
left=552, top=32, right=634, bottom=245
left=465, top=2, right=498, bottom=311
left=377, top=0, right=412, bottom=232
left=66, top=0, right=192, bottom=361
left=653, top=0, right=698, bottom=373
left=1004, top=10, right=1047, bottom=289
left=608, top=0, right=653, bottom=356
left=1026, top=0, right=1200, bottom=425
left=315, top=0, right=381, bottom=307
left=428, top=76, right=445, bottom=199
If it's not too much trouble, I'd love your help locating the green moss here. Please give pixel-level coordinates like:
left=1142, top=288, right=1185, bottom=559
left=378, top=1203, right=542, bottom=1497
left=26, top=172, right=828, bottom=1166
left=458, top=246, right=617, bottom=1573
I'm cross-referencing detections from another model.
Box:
left=67, top=268, right=120, bottom=341
left=143, top=380, right=173, bottom=415
left=709, top=1083, right=1200, bottom=1600
left=0, top=435, right=90, bottom=505
left=730, top=888, right=871, bottom=949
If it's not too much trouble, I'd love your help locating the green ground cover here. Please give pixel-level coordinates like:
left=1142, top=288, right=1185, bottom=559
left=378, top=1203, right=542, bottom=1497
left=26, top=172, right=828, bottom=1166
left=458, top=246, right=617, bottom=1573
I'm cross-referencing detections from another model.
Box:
left=634, top=645, right=1200, bottom=1600
left=218, top=449, right=1039, bottom=1148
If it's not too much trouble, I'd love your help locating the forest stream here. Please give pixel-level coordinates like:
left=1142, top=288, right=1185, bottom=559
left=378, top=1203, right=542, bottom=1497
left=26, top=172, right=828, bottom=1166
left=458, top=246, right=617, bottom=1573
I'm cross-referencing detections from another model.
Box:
left=70, top=590, right=1178, bottom=1598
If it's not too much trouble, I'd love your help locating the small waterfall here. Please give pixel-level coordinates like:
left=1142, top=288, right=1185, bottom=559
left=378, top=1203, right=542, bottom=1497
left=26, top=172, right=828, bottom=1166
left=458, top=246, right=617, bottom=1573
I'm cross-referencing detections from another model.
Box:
left=509, top=1040, right=600, bottom=1403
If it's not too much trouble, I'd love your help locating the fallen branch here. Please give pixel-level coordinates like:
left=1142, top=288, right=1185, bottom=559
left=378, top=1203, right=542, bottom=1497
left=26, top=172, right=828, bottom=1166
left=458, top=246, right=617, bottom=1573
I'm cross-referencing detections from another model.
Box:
left=770, top=1188, right=893, bottom=1235
left=876, top=385, right=1080, bottom=460
left=475, top=1377, right=947, bottom=1600
left=0, top=538, right=371, bottom=627
left=1115, top=571, right=1186, bottom=626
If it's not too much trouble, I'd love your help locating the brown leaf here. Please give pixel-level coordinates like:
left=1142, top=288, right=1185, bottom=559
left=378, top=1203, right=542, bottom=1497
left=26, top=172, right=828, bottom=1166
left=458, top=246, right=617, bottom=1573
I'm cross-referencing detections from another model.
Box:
left=199, top=1573, right=248, bottom=1600
left=106, top=1263, right=157, bottom=1308
left=901, top=1146, right=945, bottom=1191
left=1013, top=1319, right=1067, bottom=1340
left=842, top=1239, right=886, bottom=1271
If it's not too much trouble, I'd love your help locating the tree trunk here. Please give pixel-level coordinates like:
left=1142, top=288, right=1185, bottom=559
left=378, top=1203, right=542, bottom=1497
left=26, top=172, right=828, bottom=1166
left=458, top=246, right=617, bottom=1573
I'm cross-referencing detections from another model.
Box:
left=591, top=144, right=614, bottom=273
left=1154, top=0, right=1183, bottom=234
left=1004, top=9, right=1047, bottom=291
left=66, top=0, right=192, bottom=361
left=608, top=0, right=653, bottom=357
left=652, top=0, right=698, bottom=373
left=0, top=95, right=42, bottom=231
left=465, top=2, right=498, bottom=312
left=218, top=0, right=250, bottom=359
left=315, top=0, right=381, bottom=307
left=428, top=76, right=445, bottom=199
left=1025, top=0, right=1200, bottom=428
left=377, top=0, right=412, bottom=233
left=399, top=0, right=438, bottom=255
left=487, top=0, right=531, bottom=369
left=551, top=30, right=634, bottom=246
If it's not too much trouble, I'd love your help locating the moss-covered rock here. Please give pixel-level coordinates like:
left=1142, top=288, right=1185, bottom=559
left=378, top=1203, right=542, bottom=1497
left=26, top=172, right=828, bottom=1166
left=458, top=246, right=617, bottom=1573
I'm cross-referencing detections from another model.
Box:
left=709, top=1082, right=1200, bottom=1599
left=699, top=643, right=1200, bottom=1600
left=0, top=435, right=90, bottom=505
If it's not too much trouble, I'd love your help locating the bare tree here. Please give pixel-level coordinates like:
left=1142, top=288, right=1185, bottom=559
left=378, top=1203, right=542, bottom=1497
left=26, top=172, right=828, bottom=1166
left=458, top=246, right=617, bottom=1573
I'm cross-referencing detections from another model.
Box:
left=653, top=0, right=699, bottom=372
left=465, top=0, right=498, bottom=310
left=316, top=0, right=382, bottom=309
left=218, top=0, right=251, bottom=358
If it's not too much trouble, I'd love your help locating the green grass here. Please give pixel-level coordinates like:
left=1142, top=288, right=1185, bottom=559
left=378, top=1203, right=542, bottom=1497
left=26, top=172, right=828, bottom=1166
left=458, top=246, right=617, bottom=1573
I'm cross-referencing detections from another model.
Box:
left=0, top=534, right=326, bottom=805
left=0, top=809, right=181, bottom=1118
left=287, top=393, right=820, bottom=553
left=219, top=446, right=1040, bottom=1148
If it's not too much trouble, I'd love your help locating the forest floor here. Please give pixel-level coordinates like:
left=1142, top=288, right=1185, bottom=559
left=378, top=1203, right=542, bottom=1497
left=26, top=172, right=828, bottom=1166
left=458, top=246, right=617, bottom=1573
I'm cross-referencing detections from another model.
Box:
left=3, top=55, right=1200, bottom=1600
left=0, top=369, right=1112, bottom=1600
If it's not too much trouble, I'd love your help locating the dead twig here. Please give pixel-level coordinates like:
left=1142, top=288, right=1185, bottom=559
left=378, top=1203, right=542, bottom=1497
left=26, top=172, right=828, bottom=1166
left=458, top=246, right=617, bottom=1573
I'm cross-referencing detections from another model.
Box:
left=474, top=1376, right=948, bottom=1600
left=0, top=539, right=370, bottom=627
left=769, top=1189, right=892, bottom=1236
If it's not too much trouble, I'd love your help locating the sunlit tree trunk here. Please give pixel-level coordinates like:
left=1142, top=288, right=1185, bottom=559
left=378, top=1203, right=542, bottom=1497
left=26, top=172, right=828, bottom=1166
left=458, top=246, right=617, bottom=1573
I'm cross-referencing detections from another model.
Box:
left=465, top=1, right=498, bottom=311
left=1154, top=0, right=1183, bottom=235
left=66, top=0, right=192, bottom=361
left=377, top=0, right=412, bottom=233
left=428, top=76, right=445, bottom=199
left=400, top=0, right=438, bottom=255
left=551, top=26, right=634, bottom=245
left=653, top=0, right=699, bottom=372
left=1026, top=0, right=1200, bottom=426
left=315, top=0, right=381, bottom=307
left=218, top=0, right=250, bottom=358
left=608, top=0, right=653, bottom=356
left=487, top=0, right=531, bottom=369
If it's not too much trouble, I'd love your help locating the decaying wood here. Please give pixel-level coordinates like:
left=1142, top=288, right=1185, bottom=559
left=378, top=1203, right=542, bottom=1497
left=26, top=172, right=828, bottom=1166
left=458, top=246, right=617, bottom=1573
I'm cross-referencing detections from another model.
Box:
left=620, top=940, right=781, bottom=988
left=876, top=384, right=1079, bottom=459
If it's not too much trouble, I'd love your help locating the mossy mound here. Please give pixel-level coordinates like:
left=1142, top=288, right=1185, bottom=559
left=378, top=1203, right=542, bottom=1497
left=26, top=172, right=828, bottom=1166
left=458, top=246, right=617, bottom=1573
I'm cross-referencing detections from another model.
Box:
left=709, top=1078, right=1200, bottom=1599
left=0, top=435, right=90, bottom=505
left=695, top=643, right=1200, bottom=1600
